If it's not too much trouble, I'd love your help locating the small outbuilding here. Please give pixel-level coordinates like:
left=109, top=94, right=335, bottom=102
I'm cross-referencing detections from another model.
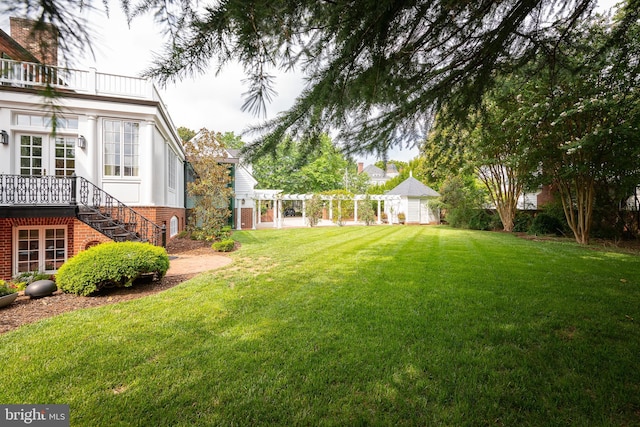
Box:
left=384, top=175, right=441, bottom=225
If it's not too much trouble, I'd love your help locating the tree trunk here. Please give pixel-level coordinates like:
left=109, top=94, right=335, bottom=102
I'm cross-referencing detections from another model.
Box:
left=556, top=175, right=594, bottom=245
left=478, top=165, right=521, bottom=232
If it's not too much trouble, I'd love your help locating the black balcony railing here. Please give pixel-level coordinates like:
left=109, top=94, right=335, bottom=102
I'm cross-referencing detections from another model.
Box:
left=0, top=174, right=74, bottom=205
left=0, top=174, right=165, bottom=246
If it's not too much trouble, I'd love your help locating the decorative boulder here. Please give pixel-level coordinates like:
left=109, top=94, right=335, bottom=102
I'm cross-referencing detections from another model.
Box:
left=25, top=280, right=57, bottom=298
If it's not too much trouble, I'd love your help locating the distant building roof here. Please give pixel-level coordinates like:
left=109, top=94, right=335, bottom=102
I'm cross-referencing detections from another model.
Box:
left=362, top=164, right=385, bottom=178
left=386, top=176, right=440, bottom=197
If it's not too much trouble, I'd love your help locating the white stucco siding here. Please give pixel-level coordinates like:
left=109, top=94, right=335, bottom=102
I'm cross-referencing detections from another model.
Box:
left=383, top=198, right=406, bottom=223
left=0, top=86, right=185, bottom=206
left=0, top=107, right=12, bottom=174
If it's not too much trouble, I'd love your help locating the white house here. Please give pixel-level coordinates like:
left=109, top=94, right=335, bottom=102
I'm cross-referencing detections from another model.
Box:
left=0, top=20, right=186, bottom=280
left=384, top=175, right=440, bottom=224
left=359, top=162, right=401, bottom=186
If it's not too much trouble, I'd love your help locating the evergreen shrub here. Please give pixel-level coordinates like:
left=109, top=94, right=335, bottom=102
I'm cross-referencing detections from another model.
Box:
left=529, top=213, right=564, bottom=236
left=56, top=242, right=170, bottom=296
left=212, top=239, right=235, bottom=252
left=513, top=212, right=533, bottom=232
left=468, top=210, right=492, bottom=230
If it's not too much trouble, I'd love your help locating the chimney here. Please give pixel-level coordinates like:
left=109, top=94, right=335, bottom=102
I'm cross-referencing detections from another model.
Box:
left=10, top=17, right=59, bottom=65
left=357, top=162, right=363, bottom=174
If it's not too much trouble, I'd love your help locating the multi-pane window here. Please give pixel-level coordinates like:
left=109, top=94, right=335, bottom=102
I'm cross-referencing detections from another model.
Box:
left=54, top=137, right=75, bottom=176
left=16, top=114, right=78, bottom=129
left=168, top=148, right=177, bottom=190
left=104, top=120, right=139, bottom=177
left=170, top=216, right=179, bottom=237
left=20, top=135, right=43, bottom=176
left=15, top=227, right=67, bottom=274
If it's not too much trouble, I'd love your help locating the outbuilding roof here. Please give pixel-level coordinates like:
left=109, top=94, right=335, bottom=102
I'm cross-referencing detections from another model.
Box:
left=386, top=176, right=440, bottom=197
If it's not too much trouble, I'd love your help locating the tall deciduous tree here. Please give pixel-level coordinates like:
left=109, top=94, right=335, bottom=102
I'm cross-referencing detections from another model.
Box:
left=177, top=126, right=196, bottom=143
left=252, top=134, right=353, bottom=193
left=510, top=15, right=640, bottom=244
left=184, top=129, right=234, bottom=237
left=427, top=78, right=535, bottom=232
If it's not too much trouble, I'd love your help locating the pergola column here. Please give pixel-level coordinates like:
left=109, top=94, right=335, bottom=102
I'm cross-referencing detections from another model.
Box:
left=236, top=198, right=242, bottom=230
left=257, top=199, right=262, bottom=225
left=329, top=199, right=333, bottom=220
left=377, top=200, right=382, bottom=224
left=354, top=199, right=358, bottom=223
left=252, top=199, right=257, bottom=230
left=302, top=199, right=307, bottom=225
left=273, top=199, right=278, bottom=229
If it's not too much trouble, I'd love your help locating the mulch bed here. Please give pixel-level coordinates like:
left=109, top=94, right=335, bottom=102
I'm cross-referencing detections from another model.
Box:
left=0, top=238, right=213, bottom=335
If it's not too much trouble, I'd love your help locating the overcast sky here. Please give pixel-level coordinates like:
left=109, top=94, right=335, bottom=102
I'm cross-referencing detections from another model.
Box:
left=1, top=0, right=619, bottom=164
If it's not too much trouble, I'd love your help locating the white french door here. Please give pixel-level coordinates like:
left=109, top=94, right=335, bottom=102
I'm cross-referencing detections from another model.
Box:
left=19, top=134, right=76, bottom=177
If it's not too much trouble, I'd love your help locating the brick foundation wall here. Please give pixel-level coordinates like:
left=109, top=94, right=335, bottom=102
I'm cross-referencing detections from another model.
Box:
left=73, top=221, right=111, bottom=255
left=0, top=219, right=12, bottom=281
left=132, top=206, right=187, bottom=239
left=0, top=217, right=75, bottom=281
left=0, top=207, right=186, bottom=280
left=240, top=208, right=254, bottom=230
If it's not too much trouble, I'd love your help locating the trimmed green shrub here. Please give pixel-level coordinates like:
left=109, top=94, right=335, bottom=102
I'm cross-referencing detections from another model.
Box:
left=212, top=239, right=235, bottom=252
left=56, top=242, right=170, bottom=296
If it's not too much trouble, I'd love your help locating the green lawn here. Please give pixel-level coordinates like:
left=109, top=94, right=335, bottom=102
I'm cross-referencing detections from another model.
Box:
left=1, top=226, right=639, bottom=425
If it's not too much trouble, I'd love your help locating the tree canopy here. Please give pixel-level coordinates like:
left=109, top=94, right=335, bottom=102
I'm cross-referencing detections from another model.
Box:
left=421, top=11, right=640, bottom=243
left=252, top=134, right=361, bottom=193
left=146, top=0, right=613, bottom=159
left=7, top=0, right=638, bottom=159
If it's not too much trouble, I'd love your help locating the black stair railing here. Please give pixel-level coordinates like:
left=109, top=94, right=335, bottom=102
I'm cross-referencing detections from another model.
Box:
left=75, top=176, right=165, bottom=246
left=0, top=174, right=165, bottom=246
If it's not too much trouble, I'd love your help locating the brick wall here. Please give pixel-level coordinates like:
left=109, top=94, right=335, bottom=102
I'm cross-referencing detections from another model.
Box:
left=10, top=17, right=59, bottom=66
left=537, top=184, right=556, bottom=207
left=133, top=206, right=187, bottom=239
left=73, top=221, right=110, bottom=255
left=240, top=207, right=254, bottom=230
left=0, top=207, right=187, bottom=280
left=0, top=217, right=75, bottom=281
left=0, top=219, right=12, bottom=281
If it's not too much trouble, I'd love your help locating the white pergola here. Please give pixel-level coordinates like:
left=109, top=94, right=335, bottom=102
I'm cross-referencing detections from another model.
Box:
left=237, top=190, right=401, bottom=229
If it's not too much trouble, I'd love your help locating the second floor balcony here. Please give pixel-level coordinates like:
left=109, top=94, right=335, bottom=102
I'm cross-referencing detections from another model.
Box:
left=0, top=58, right=159, bottom=101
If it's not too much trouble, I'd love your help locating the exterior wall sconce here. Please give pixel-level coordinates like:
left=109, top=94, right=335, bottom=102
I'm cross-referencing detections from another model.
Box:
left=77, top=135, right=86, bottom=148
left=0, top=130, right=8, bottom=145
